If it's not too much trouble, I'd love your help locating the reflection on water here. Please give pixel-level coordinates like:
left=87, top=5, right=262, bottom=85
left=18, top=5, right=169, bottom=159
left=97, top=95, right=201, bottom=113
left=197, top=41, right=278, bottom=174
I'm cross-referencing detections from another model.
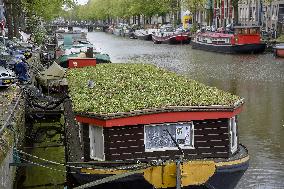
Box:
left=87, top=31, right=284, bottom=189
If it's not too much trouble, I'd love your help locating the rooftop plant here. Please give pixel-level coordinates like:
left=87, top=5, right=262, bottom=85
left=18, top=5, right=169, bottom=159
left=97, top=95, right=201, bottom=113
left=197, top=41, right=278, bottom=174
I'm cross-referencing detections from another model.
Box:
left=67, top=64, right=241, bottom=114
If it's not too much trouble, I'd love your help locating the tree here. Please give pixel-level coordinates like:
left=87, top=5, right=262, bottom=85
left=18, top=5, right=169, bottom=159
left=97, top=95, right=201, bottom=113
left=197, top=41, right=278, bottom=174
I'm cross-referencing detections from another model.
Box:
left=12, top=0, right=21, bottom=38
left=231, top=0, right=239, bottom=24
left=75, top=0, right=179, bottom=26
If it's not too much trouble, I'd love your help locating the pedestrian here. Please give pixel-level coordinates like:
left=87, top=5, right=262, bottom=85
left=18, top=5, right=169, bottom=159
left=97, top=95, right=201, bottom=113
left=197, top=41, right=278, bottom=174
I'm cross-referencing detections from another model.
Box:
left=14, top=58, right=29, bottom=83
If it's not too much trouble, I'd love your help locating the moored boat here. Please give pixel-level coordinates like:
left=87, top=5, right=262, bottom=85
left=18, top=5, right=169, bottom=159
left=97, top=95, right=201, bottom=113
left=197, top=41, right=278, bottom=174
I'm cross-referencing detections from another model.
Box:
left=152, top=25, right=191, bottom=44
left=134, top=30, right=152, bottom=41
left=274, top=44, right=284, bottom=57
left=64, top=63, right=249, bottom=189
left=152, top=33, right=191, bottom=44
left=134, top=29, right=158, bottom=41
left=55, top=36, right=111, bottom=68
left=191, top=26, right=266, bottom=54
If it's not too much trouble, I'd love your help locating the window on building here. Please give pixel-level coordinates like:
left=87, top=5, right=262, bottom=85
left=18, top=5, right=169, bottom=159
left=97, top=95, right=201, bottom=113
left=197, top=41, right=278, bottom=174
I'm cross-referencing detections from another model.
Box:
left=229, top=116, right=238, bottom=154
left=89, top=125, right=105, bottom=160
left=144, top=122, right=194, bottom=152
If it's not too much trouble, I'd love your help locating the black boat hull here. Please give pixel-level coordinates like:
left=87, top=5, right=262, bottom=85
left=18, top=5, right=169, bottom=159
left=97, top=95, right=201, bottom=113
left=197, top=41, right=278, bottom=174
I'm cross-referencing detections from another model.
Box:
left=191, top=41, right=266, bottom=54
left=68, top=145, right=249, bottom=189
left=135, top=34, right=152, bottom=41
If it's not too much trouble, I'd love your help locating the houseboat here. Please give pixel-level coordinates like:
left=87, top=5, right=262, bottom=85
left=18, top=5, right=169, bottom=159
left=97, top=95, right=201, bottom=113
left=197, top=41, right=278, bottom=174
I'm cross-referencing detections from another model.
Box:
left=274, top=44, right=284, bottom=57
left=152, top=25, right=191, bottom=44
left=64, top=63, right=249, bottom=189
left=191, top=26, right=266, bottom=54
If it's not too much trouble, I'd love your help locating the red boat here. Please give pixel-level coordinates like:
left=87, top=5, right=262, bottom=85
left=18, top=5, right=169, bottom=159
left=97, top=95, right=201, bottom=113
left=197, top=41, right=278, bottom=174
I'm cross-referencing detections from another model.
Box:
left=274, top=44, right=284, bottom=57
left=152, top=25, right=191, bottom=44
left=191, top=26, right=266, bottom=54
left=152, top=32, right=191, bottom=44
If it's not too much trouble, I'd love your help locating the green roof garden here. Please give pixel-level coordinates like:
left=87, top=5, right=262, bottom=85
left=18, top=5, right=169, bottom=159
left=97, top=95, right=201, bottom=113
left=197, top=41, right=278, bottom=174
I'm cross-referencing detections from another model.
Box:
left=67, top=64, right=241, bottom=115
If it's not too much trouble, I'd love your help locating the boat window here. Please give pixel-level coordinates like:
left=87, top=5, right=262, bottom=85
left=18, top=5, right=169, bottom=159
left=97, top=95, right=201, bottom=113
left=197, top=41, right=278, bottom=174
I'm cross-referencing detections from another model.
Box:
left=229, top=117, right=238, bottom=154
left=250, top=28, right=258, bottom=34
left=234, top=29, right=242, bottom=35
left=144, top=122, right=194, bottom=152
left=243, top=28, right=249, bottom=34
left=89, top=125, right=105, bottom=160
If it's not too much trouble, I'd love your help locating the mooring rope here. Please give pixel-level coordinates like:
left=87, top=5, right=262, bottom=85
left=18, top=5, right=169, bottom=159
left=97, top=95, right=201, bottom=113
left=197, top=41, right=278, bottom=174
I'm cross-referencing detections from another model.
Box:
left=14, top=148, right=149, bottom=171
left=13, top=153, right=67, bottom=173
left=73, top=165, right=151, bottom=189
left=13, top=152, right=108, bottom=175
left=14, top=148, right=83, bottom=169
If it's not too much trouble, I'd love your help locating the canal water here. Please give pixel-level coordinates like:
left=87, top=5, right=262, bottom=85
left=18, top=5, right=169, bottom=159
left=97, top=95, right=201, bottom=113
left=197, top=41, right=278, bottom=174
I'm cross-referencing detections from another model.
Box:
left=87, top=31, right=284, bottom=189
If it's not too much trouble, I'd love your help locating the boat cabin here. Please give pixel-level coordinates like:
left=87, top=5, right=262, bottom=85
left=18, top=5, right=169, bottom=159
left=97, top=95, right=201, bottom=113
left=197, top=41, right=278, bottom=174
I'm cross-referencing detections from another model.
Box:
left=233, top=26, right=261, bottom=45
left=196, top=33, right=233, bottom=45
left=66, top=64, right=244, bottom=162
left=75, top=107, right=242, bottom=162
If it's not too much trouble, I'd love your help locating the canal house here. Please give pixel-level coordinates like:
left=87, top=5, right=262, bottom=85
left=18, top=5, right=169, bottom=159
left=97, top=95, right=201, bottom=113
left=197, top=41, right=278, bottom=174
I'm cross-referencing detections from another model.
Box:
left=65, top=64, right=249, bottom=189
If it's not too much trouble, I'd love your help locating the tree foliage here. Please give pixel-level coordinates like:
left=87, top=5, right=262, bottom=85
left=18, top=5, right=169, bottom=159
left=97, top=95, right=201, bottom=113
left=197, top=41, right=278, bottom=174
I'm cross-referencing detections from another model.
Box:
left=23, top=0, right=75, bottom=20
left=182, top=0, right=206, bottom=12
left=73, top=0, right=177, bottom=21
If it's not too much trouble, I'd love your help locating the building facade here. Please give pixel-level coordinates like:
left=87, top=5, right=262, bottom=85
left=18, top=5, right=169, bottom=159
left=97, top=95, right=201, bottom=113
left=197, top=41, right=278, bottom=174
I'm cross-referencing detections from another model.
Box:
left=213, top=0, right=234, bottom=28
left=262, top=0, right=284, bottom=35
left=238, top=0, right=284, bottom=37
left=238, top=0, right=262, bottom=26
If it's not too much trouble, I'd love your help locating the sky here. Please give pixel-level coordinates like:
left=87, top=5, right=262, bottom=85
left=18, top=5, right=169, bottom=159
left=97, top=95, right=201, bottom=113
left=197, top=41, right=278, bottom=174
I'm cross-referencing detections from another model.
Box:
left=76, top=0, right=88, bottom=5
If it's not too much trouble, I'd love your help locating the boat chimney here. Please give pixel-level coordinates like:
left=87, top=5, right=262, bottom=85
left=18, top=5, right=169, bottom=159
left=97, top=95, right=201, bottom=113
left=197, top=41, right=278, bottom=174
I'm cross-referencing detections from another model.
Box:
left=86, top=47, right=94, bottom=58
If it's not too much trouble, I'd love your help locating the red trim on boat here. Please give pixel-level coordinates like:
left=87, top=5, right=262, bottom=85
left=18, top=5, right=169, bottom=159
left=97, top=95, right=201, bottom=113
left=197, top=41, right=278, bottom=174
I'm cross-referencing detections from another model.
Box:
left=276, top=49, right=284, bottom=57
left=75, top=106, right=243, bottom=127
left=68, top=58, right=97, bottom=68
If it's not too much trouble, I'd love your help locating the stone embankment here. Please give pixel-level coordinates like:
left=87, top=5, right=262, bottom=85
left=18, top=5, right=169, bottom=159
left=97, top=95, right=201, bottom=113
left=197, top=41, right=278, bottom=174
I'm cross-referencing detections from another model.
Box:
left=0, top=86, right=25, bottom=188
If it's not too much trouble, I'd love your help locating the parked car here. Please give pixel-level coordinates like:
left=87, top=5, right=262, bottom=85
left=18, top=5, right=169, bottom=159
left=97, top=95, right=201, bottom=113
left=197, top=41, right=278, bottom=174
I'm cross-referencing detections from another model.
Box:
left=0, top=66, right=15, bottom=87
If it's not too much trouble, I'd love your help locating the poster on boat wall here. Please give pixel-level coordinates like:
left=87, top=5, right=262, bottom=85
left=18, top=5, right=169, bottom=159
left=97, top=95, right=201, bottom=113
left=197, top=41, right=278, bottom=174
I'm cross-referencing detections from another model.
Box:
left=176, top=125, right=192, bottom=146
left=144, top=122, right=194, bottom=152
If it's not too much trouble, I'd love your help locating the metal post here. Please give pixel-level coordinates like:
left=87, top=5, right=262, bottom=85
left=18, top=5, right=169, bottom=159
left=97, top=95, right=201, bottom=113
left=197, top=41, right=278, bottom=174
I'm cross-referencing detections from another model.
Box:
left=176, top=157, right=182, bottom=189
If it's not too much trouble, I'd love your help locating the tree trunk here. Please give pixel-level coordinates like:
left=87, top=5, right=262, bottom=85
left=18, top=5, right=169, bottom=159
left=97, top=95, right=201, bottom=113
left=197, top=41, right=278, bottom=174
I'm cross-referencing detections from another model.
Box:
left=232, top=0, right=239, bottom=25
left=162, top=15, right=166, bottom=24
left=138, top=15, right=141, bottom=26
left=207, top=8, right=213, bottom=26
left=177, top=0, right=181, bottom=25
left=12, top=0, right=20, bottom=38
left=4, top=0, right=13, bottom=39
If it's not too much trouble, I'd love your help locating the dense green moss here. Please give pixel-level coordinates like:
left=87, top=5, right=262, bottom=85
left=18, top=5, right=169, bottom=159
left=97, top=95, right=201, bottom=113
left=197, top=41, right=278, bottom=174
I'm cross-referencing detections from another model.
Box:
left=67, top=64, right=241, bottom=114
left=276, top=35, right=284, bottom=43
